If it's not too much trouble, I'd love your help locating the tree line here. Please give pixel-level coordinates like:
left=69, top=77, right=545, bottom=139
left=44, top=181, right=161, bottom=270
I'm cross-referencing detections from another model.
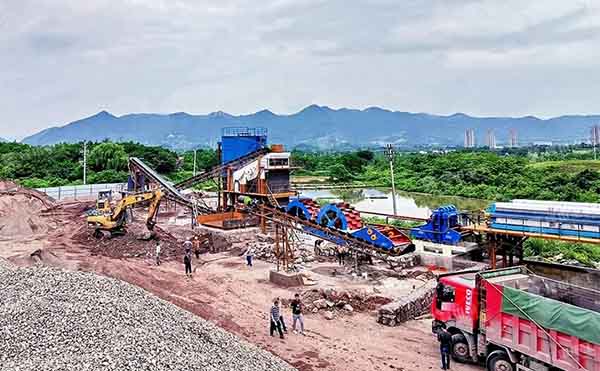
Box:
left=0, top=141, right=217, bottom=188
left=2, top=141, right=599, bottom=204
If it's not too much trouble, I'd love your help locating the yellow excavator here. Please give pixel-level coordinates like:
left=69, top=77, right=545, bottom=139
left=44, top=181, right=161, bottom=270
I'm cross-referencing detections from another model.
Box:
left=87, top=189, right=163, bottom=238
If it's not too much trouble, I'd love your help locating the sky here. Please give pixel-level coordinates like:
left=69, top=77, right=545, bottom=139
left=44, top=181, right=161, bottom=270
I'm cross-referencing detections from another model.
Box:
left=1, top=0, right=600, bottom=139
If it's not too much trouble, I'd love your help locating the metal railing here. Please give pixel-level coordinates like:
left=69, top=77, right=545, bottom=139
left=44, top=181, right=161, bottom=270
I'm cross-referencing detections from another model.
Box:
left=36, top=183, right=127, bottom=201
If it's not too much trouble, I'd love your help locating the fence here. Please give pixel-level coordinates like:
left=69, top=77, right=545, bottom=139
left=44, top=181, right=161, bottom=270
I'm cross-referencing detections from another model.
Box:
left=36, top=183, right=127, bottom=201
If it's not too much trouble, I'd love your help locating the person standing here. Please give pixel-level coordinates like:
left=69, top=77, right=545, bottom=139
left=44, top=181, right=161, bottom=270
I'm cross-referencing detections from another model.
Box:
left=437, top=327, right=452, bottom=370
left=183, top=239, right=193, bottom=278
left=336, top=245, right=344, bottom=266
left=290, top=293, right=305, bottom=335
left=193, top=236, right=201, bottom=259
left=277, top=298, right=287, bottom=334
left=155, top=240, right=161, bottom=266
left=244, top=246, right=255, bottom=267
left=270, top=299, right=284, bottom=339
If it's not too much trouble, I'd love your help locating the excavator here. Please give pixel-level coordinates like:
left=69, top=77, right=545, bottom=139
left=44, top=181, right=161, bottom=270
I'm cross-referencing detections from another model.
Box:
left=87, top=189, right=163, bottom=238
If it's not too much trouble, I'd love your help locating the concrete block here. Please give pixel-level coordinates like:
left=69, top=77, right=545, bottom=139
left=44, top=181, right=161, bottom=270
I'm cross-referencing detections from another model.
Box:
left=269, top=270, right=304, bottom=287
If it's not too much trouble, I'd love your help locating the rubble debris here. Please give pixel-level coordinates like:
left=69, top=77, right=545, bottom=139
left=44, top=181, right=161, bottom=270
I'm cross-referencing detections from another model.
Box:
left=289, top=288, right=393, bottom=315
left=377, top=280, right=437, bottom=326
left=0, top=261, right=294, bottom=371
left=72, top=220, right=182, bottom=260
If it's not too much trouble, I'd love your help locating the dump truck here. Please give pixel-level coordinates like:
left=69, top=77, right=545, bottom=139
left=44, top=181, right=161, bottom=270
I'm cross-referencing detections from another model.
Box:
left=432, top=266, right=600, bottom=371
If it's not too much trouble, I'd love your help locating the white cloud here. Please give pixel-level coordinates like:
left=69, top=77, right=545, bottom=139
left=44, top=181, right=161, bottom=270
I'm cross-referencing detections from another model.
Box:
left=1, top=0, right=599, bottom=139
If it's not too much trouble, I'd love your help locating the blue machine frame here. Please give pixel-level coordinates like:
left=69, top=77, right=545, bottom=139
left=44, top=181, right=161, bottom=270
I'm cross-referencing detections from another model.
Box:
left=410, top=205, right=462, bottom=245
left=285, top=200, right=413, bottom=253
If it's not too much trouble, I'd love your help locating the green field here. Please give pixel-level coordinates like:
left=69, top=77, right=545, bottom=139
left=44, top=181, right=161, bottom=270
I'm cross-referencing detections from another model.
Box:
left=527, top=160, right=600, bottom=173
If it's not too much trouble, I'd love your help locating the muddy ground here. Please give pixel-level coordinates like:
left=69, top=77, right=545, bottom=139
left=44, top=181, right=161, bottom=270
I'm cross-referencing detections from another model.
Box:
left=0, top=192, right=479, bottom=371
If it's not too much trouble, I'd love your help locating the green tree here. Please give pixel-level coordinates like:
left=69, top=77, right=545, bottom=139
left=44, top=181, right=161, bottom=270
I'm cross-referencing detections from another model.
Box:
left=88, top=143, right=128, bottom=172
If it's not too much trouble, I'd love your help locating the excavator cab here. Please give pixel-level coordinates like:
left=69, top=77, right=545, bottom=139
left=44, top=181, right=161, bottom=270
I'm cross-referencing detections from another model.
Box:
left=96, top=190, right=113, bottom=213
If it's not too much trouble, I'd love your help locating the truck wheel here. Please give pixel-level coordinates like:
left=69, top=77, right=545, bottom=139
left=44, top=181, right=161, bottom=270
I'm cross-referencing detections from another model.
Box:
left=451, top=334, right=471, bottom=363
left=93, top=229, right=103, bottom=239
left=487, top=351, right=515, bottom=371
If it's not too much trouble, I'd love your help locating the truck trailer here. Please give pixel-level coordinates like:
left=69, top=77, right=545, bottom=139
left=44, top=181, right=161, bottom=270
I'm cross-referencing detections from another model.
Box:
left=432, top=266, right=600, bottom=371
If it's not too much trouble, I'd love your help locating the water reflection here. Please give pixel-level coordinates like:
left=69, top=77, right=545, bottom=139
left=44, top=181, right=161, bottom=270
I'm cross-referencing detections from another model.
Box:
left=297, top=188, right=488, bottom=219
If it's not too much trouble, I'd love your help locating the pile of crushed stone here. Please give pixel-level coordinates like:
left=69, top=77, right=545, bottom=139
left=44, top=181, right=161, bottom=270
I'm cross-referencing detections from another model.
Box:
left=0, top=260, right=296, bottom=371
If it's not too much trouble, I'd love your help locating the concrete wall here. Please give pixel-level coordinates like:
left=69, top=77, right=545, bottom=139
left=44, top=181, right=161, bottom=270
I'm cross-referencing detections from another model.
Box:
left=525, top=260, right=600, bottom=290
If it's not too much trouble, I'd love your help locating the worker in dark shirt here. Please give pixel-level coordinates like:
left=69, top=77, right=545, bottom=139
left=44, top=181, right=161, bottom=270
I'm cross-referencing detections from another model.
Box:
left=290, top=293, right=305, bottom=335
left=183, top=239, right=193, bottom=278
left=437, top=328, right=452, bottom=370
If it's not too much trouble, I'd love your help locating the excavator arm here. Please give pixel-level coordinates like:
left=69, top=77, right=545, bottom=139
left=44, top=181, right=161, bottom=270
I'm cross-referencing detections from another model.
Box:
left=145, top=190, right=162, bottom=230
left=87, top=189, right=163, bottom=236
left=111, top=191, right=160, bottom=223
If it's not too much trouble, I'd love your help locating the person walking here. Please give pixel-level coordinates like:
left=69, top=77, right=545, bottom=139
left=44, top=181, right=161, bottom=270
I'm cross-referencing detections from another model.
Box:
left=437, top=327, right=452, bottom=370
left=277, top=298, right=287, bottom=334
left=155, top=240, right=161, bottom=266
left=244, top=246, right=255, bottom=267
left=336, top=245, right=344, bottom=266
left=183, top=239, right=193, bottom=278
left=290, top=293, right=305, bottom=335
left=270, top=299, right=284, bottom=339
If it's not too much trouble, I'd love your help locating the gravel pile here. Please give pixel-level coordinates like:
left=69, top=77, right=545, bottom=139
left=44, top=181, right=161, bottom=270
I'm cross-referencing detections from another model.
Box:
left=0, top=260, right=295, bottom=371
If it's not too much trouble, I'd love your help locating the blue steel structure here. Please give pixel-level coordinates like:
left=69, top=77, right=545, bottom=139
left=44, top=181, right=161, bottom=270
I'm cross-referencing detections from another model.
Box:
left=410, top=205, right=462, bottom=244
left=220, top=127, right=267, bottom=164
left=285, top=198, right=413, bottom=253
left=316, top=204, right=348, bottom=230
left=487, top=201, right=600, bottom=239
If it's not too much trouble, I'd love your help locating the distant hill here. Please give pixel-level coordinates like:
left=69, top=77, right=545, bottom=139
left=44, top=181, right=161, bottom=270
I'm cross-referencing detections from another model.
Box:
left=22, top=105, right=600, bottom=150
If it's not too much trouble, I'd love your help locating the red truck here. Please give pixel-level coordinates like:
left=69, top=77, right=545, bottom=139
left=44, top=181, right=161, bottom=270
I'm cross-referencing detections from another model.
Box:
left=432, top=266, right=600, bottom=371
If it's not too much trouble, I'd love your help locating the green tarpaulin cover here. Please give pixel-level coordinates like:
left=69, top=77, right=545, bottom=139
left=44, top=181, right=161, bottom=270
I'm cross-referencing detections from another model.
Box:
left=501, top=286, right=600, bottom=345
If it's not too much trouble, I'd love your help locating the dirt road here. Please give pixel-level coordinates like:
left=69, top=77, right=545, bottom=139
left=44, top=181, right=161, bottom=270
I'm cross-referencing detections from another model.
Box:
left=0, top=195, right=480, bottom=371
left=72, top=251, right=478, bottom=371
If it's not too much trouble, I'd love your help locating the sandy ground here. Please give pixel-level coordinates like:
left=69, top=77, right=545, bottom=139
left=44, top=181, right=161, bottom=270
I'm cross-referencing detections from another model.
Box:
left=0, top=198, right=481, bottom=371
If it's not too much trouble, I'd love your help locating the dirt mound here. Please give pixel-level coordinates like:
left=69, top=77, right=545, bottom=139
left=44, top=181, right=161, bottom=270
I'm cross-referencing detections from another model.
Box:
left=72, top=220, right=177, bottom=259
left=0, top=182, right=57, bottom=240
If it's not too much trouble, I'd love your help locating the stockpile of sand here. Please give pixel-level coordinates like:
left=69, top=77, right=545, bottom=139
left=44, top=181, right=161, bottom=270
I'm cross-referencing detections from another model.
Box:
left=0, top=181, right=57, bottom=240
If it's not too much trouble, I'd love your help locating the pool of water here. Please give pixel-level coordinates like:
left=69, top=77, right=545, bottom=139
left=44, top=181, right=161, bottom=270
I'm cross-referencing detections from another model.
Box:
left=297, top=188, right=489, bottom=219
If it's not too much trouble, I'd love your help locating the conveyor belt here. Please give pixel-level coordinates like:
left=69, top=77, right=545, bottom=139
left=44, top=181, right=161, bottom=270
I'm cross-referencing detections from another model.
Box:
left=174, top=148, right=269, bottom=190
left=251, top=205, right=411, bottom=262
left=129, top=157, right=213, bottom=214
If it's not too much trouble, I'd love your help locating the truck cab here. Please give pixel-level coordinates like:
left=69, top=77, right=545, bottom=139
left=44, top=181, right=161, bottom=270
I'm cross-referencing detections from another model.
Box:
left=432, top=267, right=600, bottom=371
left=432, top=272, right=480, bottom=363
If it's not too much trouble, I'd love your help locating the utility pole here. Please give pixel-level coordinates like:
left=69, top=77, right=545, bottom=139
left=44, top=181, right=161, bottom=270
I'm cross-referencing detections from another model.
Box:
left=83, top=141, right=87, bottom=185
left=193, top=149, right=197, bottom=176
left=385, top=144, right=398, bottom=216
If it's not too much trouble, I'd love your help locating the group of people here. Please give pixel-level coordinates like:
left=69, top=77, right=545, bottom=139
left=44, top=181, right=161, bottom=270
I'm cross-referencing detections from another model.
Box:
left=269, top=294, right=305, bottom=339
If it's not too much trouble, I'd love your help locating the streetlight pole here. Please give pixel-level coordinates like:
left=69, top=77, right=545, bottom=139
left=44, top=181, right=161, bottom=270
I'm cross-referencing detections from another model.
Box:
left=83, top=141, right=87, bottom=185
left=385, top=144, right=398, bottom=216
left=193, top=149, right=197, bottom=176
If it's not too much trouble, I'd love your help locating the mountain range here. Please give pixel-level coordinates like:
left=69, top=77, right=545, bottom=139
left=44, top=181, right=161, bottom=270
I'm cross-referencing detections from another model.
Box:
left=22, top=105, right=600, bottom=150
